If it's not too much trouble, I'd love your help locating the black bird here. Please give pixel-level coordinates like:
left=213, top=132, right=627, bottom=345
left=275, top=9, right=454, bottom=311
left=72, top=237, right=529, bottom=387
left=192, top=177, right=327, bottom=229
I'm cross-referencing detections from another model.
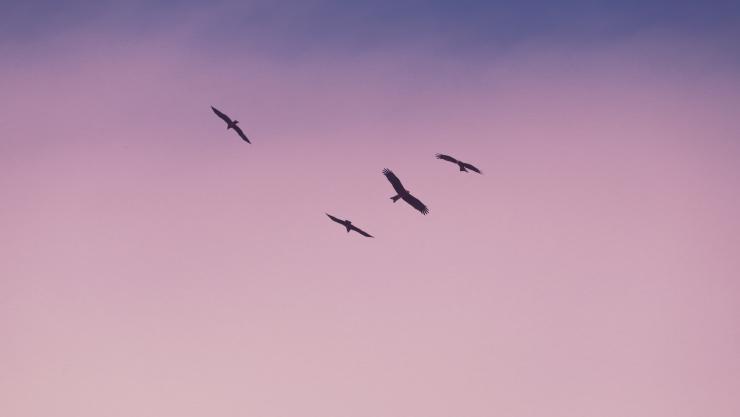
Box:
left=211, top=106, right=251, bottom=143
left=326, top=214, right=374, bottom=238
left=435, top=154, right=482, bottom=174
left=382, top=169, right=429, bottom=215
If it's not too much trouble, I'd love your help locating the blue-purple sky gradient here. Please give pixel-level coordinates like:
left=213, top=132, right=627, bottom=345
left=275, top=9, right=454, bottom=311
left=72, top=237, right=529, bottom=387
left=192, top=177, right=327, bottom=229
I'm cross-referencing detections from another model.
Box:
left=3, top=1, right=740, bottom=53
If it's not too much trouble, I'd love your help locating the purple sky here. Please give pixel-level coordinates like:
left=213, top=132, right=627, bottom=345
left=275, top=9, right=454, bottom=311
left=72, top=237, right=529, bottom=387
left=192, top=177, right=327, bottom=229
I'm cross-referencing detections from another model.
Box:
left=2, top=1, right=740, bottom=416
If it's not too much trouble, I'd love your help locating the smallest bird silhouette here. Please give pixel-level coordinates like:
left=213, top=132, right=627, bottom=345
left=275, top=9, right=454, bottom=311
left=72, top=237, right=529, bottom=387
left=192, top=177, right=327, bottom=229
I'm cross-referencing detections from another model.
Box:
left=326, top=214, right=374, bottom=238
left=211, top=106, right=251, bottom=143
left=435, top=154, right=482, bottom=174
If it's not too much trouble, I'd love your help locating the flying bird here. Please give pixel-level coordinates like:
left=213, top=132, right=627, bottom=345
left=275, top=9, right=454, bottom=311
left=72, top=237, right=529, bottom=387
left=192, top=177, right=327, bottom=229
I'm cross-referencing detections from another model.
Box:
left=382, top=168, right=429, bottom=215
left=211, top=106, right=251, bottom=143
left=326, top=214, right=374, bottom=238
left=435, top=154, right=482, bottom=174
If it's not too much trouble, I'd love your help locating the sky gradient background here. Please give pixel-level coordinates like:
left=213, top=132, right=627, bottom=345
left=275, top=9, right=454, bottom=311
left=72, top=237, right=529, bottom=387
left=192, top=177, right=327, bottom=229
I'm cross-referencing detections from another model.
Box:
left=2, top=1, right=740, bottom=416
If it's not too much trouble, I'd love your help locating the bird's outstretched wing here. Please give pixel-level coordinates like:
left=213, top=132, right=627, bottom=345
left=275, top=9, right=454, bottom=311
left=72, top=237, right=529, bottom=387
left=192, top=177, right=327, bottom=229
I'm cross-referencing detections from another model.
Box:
left=211, top=106, right=232, bottom=125
left=383, top=169, right=406, bottom=194
left=436, top=154, right=458, bottom=164
left=402, top=193, right=429, bottom=215
left=233, top=125, right=251, bottom=143
left=326, top=213, right=344, bottom=225
left=462, top=162, right=482, bottom=174
left=349, top=224, right=374, bottom=238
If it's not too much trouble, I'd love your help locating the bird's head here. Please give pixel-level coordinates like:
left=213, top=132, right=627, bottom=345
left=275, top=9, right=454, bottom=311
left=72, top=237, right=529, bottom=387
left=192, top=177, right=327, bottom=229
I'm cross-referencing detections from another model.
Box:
left=233, top=120, right=239, bottom=125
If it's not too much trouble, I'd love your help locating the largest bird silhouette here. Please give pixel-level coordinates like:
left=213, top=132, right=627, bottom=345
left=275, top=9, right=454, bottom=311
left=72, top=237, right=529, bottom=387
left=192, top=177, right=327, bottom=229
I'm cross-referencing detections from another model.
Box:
left=326, top=214, right=373, bottom=238
left=436, top=154, right=482, bottom=173
left=211, top=106, right=250, bottom=143
left=383, top=169, right=429, bottom=215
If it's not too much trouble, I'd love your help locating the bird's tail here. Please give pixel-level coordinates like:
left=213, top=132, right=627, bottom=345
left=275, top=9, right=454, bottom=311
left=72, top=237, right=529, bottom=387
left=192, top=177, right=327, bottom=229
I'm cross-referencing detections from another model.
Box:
left=390, top=195, right=401, bottom=202
left=459, top=164, right=468, bottom=172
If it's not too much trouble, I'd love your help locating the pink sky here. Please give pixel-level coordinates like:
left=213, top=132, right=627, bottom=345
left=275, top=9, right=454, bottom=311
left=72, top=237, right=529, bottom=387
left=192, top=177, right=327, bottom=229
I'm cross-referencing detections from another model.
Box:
left=2, top=30, right=740, bottom=417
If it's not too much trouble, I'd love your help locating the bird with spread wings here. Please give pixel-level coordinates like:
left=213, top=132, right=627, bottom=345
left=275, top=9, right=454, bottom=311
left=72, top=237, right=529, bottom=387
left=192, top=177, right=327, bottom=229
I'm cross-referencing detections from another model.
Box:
left=382, top=169, right=429, bottom=215
left=211, top=106, right=251, bottom=143
left=435, top=154, right=482, bottom=173
left=326, top=214, right=374, bottom=237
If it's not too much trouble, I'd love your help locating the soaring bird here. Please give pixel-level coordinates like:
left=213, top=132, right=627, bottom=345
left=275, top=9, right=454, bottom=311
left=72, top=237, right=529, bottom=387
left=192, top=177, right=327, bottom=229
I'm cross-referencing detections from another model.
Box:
left=382, top=168, right=429, bottom=215
left=435, top=154, right=482, bottom=173
left=211, top=106, right=251, bottom=143
left=326, top=214, right=374, bottom=238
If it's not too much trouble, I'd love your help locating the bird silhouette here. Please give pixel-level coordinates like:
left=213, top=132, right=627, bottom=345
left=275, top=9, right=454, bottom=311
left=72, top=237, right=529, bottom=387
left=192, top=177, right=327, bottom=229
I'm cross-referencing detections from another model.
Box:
left=382, top=169, right=429, bottom=215
left=211, top=106, right=251, bottom=143
left=326, top=214, right=374, bottom=237
left=435, top=154, right=482, bottom=173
